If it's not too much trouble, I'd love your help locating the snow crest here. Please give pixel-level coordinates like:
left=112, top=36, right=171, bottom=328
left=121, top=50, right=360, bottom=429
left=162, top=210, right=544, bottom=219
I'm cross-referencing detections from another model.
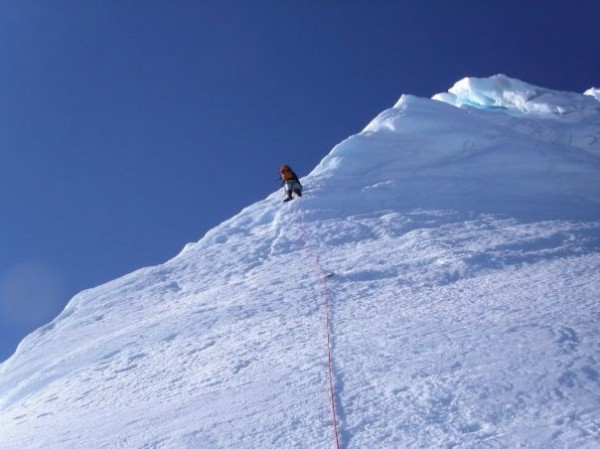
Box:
left=585, top=87, right=600, bottom=102
left=433, top=74, right=600, bottom=120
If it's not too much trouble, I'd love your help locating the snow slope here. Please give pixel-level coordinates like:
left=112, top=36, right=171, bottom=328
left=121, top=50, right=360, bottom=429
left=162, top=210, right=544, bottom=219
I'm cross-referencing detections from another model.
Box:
left=1, top=75, right=599, bottom=448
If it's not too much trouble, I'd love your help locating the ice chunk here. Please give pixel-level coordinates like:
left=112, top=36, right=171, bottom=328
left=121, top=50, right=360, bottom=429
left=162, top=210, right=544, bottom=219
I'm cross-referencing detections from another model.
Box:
left=434, top=74, right=600, bottom=120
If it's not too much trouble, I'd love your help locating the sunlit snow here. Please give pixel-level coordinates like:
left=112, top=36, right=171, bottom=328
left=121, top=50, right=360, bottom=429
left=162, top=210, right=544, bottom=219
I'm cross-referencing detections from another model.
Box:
left=1, top=75, right=599, bottom=448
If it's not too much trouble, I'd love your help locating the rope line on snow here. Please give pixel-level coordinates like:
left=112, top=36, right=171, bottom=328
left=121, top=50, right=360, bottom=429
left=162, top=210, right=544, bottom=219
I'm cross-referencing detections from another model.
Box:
left=292, top=203, right=341, bottom=449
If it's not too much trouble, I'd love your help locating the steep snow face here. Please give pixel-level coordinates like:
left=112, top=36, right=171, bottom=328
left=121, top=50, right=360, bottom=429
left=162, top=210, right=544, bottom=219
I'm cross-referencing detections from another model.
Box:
left=1, top=76, right=599, bottom=449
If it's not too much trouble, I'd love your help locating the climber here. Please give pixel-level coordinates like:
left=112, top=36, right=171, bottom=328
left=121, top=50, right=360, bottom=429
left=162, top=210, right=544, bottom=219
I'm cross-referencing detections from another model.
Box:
left=279, top=164, right=303, bottom=202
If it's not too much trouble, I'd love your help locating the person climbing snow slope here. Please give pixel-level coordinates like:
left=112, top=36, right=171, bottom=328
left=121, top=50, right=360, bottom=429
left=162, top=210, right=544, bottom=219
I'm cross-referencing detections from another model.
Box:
left=279, top=164, right=303, bottom=202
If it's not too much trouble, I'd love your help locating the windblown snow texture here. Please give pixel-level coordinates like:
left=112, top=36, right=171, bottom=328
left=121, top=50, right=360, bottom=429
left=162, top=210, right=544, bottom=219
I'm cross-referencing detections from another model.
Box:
left=1, top=75, right=599, bottom=448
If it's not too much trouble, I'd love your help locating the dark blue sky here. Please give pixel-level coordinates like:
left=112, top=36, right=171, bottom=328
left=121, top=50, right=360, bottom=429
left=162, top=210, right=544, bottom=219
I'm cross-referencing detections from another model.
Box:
left=1, top=1, right=598, bottom=362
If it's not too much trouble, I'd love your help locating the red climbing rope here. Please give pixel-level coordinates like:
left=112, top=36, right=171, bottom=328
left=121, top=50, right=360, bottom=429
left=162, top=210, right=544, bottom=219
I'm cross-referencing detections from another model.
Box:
left=293, top=203, right=341, bottom=449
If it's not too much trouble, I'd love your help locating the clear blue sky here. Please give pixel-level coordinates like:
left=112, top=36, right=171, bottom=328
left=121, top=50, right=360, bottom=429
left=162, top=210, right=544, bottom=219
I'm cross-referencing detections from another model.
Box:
left=1, top=0, right=598, bottom=362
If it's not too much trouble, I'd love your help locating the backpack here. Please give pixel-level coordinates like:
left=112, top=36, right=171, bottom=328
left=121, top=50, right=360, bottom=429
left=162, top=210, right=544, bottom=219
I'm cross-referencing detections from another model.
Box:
left=280, top=164, right=296, bottom=181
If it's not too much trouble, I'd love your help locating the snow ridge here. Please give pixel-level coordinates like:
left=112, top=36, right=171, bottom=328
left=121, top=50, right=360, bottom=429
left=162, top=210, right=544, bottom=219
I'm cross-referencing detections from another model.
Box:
left=1, top=75, right=599, bottom=449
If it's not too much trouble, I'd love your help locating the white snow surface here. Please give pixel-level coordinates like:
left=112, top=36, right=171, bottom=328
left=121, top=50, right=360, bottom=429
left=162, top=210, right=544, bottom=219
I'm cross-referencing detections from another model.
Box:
left=1, top=75, right=600, bottom=448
